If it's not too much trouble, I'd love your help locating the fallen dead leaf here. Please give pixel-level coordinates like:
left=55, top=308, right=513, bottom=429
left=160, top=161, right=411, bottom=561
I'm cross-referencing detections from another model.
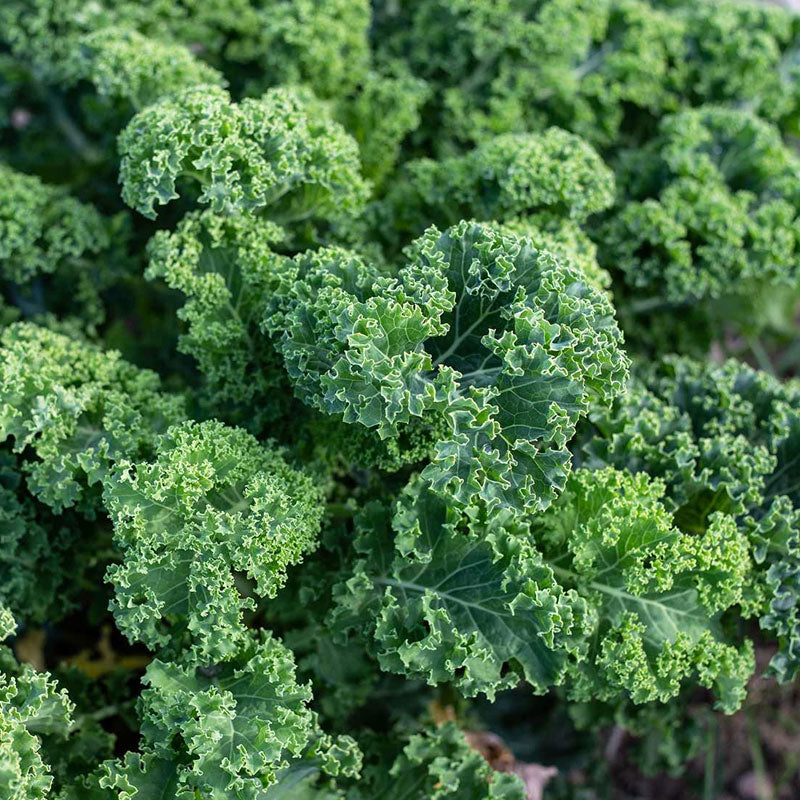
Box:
left=465, top=728, right=557, bottom=800
left=512, top=763, right=559, bottom=800
left=15, top=628, right=46, bottom=671
left=62, top=624, right=150, bottom=678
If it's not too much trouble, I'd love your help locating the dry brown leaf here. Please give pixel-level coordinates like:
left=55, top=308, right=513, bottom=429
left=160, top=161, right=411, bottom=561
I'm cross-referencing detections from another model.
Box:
left=428, top=702, right=557, bottom=799
left=465, top=729, right=516, bottom=771
left=15, top=628, right=46, bottom=671
left=429, top=701, right=458, bottom=725
left=511, top=762, right=558, bottom=800
left=62, top=624, right=150, bottom=678
left=465, top=728, right=557, bottom=800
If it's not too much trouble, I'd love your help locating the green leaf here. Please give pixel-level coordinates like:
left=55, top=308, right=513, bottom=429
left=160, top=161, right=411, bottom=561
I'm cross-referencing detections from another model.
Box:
left=145, top=209, right=291, bottom=431
left=330, top=477, right=588, bottom=699
left=535, top=467, right=754, bottom=711
left=267, top=221, right=627, bottom=513
left=0, top=323, right=185, bottom=513
left=0, top=654, right=74, bottom=800
left=119, top=85, right=369, bottom=222
left=351, top=722, right=525, bottom=800
left=90, top=632, right=359, bottom=800
left=380, top=128, right=614, bottom=248
left=105, top=420, right=324, bottom=660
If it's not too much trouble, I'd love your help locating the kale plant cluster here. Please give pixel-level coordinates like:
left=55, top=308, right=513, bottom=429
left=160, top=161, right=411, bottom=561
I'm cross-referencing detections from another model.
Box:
left=2, top=1, right=800, bottom=797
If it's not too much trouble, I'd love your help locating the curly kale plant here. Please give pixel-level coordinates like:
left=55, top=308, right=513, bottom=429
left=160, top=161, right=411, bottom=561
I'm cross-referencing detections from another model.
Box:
left=579, top=356, right=800, bottom=681
left=2, top=1, right=800, bottom=798
left=264, top=221, right=627, bottom=511
left=598, top=107, right=800, bottom=353
left=105, top=419, right=324, bottom=660
left=119, top=85, right=369, bottom=222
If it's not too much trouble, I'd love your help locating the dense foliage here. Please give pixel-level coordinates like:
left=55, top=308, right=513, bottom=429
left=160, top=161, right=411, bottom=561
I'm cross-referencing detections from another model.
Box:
left=2, top=1, right=800, bottom=798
